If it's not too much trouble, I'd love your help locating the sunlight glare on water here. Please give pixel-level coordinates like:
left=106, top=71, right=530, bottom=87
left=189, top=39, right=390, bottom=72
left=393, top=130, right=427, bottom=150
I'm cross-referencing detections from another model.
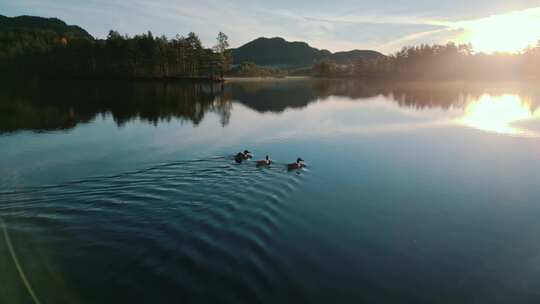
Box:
left=458, top=94, right=540, bottom=136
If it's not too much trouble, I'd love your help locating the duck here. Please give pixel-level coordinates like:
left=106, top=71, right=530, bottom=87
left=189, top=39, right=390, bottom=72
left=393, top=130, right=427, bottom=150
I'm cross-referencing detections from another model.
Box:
left=287, top=158, right=305, bottom=170
left=234, top=150, right=253, bottom=163
left=242, top=150, right=253, bottom=159
left=256, top=155, right=272, bottom=167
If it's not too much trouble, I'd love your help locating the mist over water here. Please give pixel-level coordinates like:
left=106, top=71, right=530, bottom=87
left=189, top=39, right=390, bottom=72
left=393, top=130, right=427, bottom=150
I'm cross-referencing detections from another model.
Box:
left=2, top=79, right=540, bottom=303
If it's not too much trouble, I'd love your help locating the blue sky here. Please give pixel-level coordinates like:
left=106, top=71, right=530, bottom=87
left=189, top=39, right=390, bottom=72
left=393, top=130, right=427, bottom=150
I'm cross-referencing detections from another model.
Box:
left=1, top=0, right=540, bottom=53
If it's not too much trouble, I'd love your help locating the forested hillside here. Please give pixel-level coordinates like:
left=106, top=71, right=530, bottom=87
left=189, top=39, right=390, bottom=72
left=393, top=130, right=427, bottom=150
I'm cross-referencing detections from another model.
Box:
left=231, top=37, right=384, bottom=67
left=0, top=15, right=231, bottom=80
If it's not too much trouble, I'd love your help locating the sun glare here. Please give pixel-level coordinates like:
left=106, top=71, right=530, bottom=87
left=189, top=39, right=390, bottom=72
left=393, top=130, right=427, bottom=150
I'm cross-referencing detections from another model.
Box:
left=454, top=8, right=540, bottom=53
left=458, top=94, right=538, bottom=135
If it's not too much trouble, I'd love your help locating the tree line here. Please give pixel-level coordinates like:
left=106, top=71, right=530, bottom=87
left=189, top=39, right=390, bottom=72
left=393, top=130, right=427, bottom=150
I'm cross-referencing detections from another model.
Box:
left=5, top=23, right=540, bottom=81
left=0, top=27, right=231, bottom=80
left=230, top=61, right=288, bottom=77
left=313, top=42, right=540, bottom=80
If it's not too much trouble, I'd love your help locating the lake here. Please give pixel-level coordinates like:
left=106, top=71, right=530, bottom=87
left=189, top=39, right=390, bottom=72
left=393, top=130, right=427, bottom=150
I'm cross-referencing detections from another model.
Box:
left=1, top=78, right=540, bottom=303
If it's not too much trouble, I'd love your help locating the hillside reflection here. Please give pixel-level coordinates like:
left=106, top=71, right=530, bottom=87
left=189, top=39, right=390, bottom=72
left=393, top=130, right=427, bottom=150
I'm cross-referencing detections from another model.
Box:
left=0, top=81, right=230, bottom=133
left=2, top=79, right=540, bottom=134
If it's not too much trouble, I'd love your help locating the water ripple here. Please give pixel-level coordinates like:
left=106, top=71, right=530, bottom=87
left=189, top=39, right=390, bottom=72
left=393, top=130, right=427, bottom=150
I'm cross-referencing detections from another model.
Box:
left=0, top=155, right=308, bottom=303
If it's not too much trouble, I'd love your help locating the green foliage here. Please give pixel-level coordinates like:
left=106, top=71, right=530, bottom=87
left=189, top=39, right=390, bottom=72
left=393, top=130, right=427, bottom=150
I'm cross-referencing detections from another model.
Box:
left=234, top=61, right=288, bottom=77
left=314, top=42, right=540, bottom=80
left=0, top=14, right=93, bottom=40
left=213, top=32, right=232, bottom=77
left=0, top=16, right=230, bottom=80
left=312, top=59, right=337, bottom=77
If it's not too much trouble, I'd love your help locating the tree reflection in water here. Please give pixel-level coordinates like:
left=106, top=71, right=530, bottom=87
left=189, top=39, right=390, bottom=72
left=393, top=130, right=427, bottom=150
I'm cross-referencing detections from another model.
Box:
left=2, top=79, right=540, bottom=134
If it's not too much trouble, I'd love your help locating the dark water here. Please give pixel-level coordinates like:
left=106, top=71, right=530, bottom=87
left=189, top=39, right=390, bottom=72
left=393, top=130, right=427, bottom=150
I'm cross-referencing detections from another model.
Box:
left=2, top=79, right=540, bottom=303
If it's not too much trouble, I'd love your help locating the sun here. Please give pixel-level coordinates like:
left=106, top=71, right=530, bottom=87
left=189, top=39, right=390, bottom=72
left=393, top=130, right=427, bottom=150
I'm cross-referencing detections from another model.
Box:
left=454, top=8, right=540, bottom=54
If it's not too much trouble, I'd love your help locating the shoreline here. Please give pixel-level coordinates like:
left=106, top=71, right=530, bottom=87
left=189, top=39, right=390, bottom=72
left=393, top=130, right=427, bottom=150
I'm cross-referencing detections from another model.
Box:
left=224, top=76, right=311, bottom=82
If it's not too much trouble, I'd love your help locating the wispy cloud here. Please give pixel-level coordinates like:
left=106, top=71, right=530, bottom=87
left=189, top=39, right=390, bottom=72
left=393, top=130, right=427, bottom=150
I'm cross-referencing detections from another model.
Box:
left=2, top=0, right=540, bottom=54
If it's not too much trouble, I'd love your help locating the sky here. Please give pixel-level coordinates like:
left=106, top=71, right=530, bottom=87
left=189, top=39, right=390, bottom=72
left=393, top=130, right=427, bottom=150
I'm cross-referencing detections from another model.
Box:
left=2, top=0, right=540, bottom=54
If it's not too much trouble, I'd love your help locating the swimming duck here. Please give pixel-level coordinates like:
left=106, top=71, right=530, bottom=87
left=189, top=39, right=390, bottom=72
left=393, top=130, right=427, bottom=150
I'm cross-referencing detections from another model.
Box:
left=234, top=150, right=252, bottom=163
left=243, top=150, right=253, bottom=159
left=256, top=155, right=272, bottom=167
left=287, top=158, right=305, bottom=170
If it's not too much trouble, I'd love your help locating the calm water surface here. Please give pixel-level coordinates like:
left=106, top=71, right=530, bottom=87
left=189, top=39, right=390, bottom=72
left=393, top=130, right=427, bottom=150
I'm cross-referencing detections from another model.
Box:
left=1, top=79, right=540, bottom=303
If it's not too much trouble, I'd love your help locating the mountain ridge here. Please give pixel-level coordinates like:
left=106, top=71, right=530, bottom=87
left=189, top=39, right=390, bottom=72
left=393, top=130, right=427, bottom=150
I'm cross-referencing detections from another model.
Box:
left=0, top=15, right=93, bottom=39
left=231, top=37, right=384, bottom=67
left=1, top=15, right=383, bottom=67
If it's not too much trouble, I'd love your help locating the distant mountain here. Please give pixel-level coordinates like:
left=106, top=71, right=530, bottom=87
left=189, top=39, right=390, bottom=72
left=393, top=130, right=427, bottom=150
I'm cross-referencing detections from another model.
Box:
left=330, top=50, right=383, bottom=64
left=0, top=15, right=93, bottom=39
left=231, top=37, right=384, bottom=67
left=231, top=37, right=326, bottom=67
